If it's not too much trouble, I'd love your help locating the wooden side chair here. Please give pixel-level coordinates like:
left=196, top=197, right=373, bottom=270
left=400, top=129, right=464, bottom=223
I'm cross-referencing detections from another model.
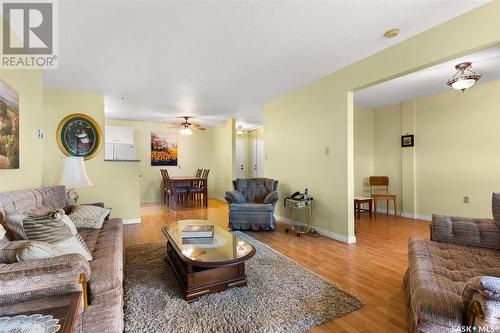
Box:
left=160, top=169, right=188, bottom=206
left=369, top=176, right=397, bottom=218
left=189, top=169, right=210, bottom=206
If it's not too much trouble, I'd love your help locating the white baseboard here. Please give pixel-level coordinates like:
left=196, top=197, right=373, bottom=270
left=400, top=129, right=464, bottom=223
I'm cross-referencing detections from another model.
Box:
left=123, top=218, right=141, bottom=225
left=275, top=215, right=356, bottom=244
left=375, top=209, right=432, bottom=221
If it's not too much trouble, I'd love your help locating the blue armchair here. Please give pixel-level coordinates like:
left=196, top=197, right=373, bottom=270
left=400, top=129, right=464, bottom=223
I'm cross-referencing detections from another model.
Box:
left=225, top=178, right=279, bottom=231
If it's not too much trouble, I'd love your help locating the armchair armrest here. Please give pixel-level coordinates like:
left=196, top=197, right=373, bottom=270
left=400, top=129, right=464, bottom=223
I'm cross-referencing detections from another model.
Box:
left=224, top=191, right=246, bottom=204
left=0, top=253, right=91, bottom=305
left=462, top=276, right=500, bottom=330
left=264, top=191, right=279, bottom=205
left=431, top=214, right=500, bottom=250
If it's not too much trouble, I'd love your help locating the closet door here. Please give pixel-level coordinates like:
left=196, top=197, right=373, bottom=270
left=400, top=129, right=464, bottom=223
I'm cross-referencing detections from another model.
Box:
left=236, top=137, right=246, bottom=179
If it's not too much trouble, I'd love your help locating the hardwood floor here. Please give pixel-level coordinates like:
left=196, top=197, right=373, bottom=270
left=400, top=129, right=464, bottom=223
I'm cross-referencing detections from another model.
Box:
left=123, top=199, right=429, bottom=332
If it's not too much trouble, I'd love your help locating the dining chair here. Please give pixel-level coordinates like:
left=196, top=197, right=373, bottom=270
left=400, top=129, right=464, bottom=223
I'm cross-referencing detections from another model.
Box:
left=189, top=169, right=209, bottom=206
left=160, top=169, right=188, bottom=206
left=369, top=176, right=397, bottom=218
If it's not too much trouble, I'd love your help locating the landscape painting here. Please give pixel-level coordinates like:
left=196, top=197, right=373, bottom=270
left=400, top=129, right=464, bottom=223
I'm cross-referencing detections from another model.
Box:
left=151, top=132, right=178, bottom=166
left=0, top=79, right=19, bottom=169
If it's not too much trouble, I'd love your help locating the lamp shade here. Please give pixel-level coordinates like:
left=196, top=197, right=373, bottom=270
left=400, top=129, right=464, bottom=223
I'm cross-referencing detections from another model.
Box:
left=59, top=156, right=93, bottom=189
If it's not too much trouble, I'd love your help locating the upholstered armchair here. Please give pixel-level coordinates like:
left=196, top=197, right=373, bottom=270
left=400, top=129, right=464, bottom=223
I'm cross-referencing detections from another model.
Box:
left=224, top=178, right=279, bottom=231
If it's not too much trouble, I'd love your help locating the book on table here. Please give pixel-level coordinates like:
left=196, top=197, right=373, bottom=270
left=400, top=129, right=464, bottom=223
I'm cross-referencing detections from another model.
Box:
left=181, top=225, right=214, bottom=238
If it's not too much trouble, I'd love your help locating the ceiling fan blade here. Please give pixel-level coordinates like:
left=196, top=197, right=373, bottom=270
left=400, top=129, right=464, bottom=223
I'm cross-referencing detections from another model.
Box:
left=193, top=127, right=206, bottom=131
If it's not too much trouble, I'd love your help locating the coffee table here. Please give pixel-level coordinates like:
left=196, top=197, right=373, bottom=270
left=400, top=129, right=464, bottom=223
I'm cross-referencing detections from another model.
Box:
left=161, top=219, right=256, bottom=302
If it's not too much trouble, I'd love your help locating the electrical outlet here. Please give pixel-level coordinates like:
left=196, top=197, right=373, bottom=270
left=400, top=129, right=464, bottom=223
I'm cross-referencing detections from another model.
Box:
left=178, top=165, right=181, bottom=169
left=463, top=196, right=470, bottom=204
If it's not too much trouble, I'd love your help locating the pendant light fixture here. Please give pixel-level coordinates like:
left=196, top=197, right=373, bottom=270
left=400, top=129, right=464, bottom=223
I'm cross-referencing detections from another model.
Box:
left=446, top=62, right=481, bottom=92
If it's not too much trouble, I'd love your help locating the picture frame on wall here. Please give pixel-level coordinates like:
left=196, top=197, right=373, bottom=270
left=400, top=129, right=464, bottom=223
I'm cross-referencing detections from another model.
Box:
left=56, top=113, right=103, bottom=160
left=0, top=79, right=19, bottom=169
left=151, top=132, right=178, bottom=166
left=401, top=134, right=414, bottom=147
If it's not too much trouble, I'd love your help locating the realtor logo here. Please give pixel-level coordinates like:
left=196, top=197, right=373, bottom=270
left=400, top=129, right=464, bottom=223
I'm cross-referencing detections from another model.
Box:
left=1, top=0, right=58, bottom=68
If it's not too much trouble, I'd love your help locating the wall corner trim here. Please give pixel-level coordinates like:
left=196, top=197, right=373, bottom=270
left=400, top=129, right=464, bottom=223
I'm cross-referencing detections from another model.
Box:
left=123, top=218, right=141, bottom=225
left=275, top=215, right=356, bottom=244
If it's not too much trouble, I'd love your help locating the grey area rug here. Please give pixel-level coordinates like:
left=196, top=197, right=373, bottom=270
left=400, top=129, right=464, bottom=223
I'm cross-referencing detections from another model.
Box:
left=123, top=232, right=363, bottom=333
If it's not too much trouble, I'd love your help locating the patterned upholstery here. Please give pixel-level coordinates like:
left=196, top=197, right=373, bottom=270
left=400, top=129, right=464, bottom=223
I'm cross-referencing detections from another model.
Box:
left=405, top=198, right=500, bottom=333
left=0, top=186, right=124, bottom=333
left=225, top=178, right=279, bottom=231
left=493, top=192, right=500, bottom=228
left=431, top=214, right=500, bottom=251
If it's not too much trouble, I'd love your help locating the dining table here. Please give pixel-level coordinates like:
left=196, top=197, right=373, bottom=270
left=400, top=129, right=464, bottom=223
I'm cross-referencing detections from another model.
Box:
left=169, top=176, right=208, bottom=207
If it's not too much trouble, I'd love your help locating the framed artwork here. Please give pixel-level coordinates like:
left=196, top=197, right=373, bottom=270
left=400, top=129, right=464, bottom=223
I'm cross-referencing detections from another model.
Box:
left=56, top=113, right=102, bottom=160
left=151, top=132, right=178, bottom=166
left=0, top=79, right=19, bottom=169
left=401, top=134, right=414, bottom=147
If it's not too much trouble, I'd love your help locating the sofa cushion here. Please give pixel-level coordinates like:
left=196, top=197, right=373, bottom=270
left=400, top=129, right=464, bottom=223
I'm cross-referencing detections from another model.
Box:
left=69, top=205, right=111, bottom=229
left=4, top=210, right=92, bottom=261
left=79, top=218, right=123, bottom=303
left=407, top=237, right=500, bottom=331
left=229, top=203, right=274, bottom=212
left=493, top=192, right=500, bottom=228
left=0, top=240, right=65, bottom=263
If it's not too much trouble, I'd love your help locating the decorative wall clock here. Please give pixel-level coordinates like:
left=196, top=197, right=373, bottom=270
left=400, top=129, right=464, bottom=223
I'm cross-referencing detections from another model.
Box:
left=56, top=114, right=102, bottom=160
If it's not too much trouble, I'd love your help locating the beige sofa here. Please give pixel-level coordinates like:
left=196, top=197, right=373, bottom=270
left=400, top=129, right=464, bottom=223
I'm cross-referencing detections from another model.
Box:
left=405, top=194, right=500, bottom=333
left=0, top=186, right=124, bottom=332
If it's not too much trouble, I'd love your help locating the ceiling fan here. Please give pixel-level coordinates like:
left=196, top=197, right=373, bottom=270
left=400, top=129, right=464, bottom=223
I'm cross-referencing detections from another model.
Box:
left=168, top=116, right=206, bottom=135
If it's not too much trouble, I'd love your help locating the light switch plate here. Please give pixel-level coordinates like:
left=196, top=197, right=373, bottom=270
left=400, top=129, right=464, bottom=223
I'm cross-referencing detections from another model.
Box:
left=463, top=196, right=470, bottom=204
left=324, top=146, right=330, bottom=155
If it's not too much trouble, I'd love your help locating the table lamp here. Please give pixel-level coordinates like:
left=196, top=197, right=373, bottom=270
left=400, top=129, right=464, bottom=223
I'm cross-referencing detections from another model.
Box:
left=59, top=156, right=93, bottom=205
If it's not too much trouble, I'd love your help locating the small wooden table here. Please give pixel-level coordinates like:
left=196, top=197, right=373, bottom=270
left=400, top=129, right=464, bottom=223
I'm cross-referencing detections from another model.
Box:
left=354, top=197, right=373, bottom=219
left=0, top=292, right=82, bottom=333
left=162, top=220, right=255, bottom=302
left=169, top=176, right=208, bottom=207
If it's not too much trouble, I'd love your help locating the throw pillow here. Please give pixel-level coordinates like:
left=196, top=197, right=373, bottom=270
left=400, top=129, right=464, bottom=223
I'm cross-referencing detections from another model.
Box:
left=68, top=205, right=111, bottom=229
left=4, top=210, right=93, bottom=261
left=493, top=192, right=500, bottom=228
left=225, top=191, right=246, bottom=204
left=0, top=240, right=65, bottom=263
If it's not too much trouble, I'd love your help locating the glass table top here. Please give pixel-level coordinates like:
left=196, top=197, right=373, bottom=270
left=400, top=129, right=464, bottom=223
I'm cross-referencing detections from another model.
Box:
left=161, top=219, right=255, bottom=264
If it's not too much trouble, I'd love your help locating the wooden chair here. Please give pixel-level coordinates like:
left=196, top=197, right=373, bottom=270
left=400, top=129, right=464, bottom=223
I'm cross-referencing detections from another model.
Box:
left=369, top=176, right=397, bottom=218
left=160, top=169, right=188, bottom=206
left=189, top=169, right=209, bottom=206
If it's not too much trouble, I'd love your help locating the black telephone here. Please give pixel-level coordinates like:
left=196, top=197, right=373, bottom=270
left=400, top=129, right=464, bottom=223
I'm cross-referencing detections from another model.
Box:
left=290, top=191, right=305, bottom=200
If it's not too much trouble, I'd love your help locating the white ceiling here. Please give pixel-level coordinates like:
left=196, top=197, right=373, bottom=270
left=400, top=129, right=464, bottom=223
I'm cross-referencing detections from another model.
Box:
left=43, top=0, right=487, bottom=128
left=355, top=44, right=500, bottom=108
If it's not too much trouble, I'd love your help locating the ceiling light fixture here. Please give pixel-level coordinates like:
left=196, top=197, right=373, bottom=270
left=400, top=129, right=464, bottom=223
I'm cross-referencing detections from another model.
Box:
left=180, top=126, right=192, bottom=135
left=446, top=62, right=481, bottom=92
left=383, top=28, right=400, bottom=39
left=236, top=125, right=244, bottom=135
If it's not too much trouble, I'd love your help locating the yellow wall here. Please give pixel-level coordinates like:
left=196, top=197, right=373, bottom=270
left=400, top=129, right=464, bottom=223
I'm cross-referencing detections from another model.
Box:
left=42, top=88, right=141, bottom=221
left=212, top=119, right=236, bottom=199
left=0, top=70, right=44, bottom=192
left=353, top=107, right=374, bottom=197
left=373, top=104, right=403, bottom=213
left=105, top=119, right=215, bottom=203
left=264, top=2, right=500, bottom=242
left=372, top=79, right=500, bottom=218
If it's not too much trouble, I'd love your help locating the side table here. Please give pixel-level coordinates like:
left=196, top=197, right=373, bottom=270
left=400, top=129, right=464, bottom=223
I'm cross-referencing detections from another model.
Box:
left=354, top=197, right=373, bottom=219
left=0, top=291, right=82, bottom=333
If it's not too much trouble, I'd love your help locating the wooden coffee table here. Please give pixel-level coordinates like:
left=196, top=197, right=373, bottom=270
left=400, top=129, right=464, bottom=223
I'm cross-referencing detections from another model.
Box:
left=161, top=219, right=256, bottom=302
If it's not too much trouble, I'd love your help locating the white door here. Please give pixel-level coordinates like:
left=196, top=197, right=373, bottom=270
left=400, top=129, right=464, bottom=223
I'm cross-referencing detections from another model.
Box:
left=255, top=138, right=264, bottom=177
left=236, top=137, right=246, bottom=178
left=250, top=130, right=264, bottom=177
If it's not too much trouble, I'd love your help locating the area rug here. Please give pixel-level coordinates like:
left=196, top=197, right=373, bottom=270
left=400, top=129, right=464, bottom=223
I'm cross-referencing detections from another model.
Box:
left=123, top=232, right=363, bottom=333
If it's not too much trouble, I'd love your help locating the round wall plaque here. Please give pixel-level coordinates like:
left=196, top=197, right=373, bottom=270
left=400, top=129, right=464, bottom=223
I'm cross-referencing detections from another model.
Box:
left=56, top=114, right=102, bottom=160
